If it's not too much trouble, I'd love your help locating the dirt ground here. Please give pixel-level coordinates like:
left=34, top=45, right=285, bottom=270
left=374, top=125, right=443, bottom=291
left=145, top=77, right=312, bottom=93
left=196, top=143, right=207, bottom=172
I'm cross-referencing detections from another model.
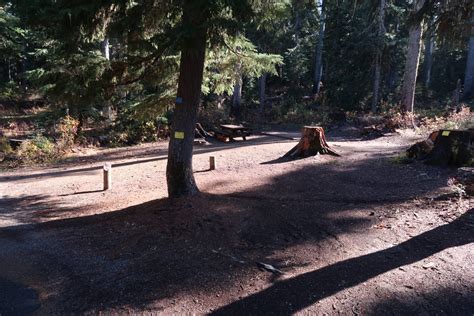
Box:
left=0, top=128, right=473, bottom=315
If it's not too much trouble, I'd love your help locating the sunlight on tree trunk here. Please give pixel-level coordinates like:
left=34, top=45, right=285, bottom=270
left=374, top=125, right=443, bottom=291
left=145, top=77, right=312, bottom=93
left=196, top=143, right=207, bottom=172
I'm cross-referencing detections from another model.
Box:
left=102, top=37, right=113, bottom=122
left=231, top=63, right=242, bottom=118
left=166, top=0, right=208, bottom=198
left=423, top=18, right=435, bottom=89
left=313, top=0, right=325, bottom=95
left=463, top=5, right=474, bottom=99
left=401, top=0, right=425, bottom=113
left=259, top=73, right=267, bottom=113
left=371, top=0, right=386, bottom=113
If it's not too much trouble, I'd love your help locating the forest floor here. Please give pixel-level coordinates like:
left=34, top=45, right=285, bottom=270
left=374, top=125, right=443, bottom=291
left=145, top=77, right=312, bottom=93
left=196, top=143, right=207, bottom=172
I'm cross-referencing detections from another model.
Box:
left=0, top=127, right=473, bottom=315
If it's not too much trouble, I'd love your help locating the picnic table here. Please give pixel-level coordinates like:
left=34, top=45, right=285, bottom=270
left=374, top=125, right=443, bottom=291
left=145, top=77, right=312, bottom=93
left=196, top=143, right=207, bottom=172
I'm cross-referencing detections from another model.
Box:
left=218, top=124, right=252, bottom=141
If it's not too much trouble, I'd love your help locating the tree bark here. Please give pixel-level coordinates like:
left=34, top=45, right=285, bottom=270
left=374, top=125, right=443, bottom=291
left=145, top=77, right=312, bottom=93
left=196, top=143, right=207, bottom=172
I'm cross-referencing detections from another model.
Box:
left=102, top=37, right=110, bottom=61
left=401, top=0, right=425, bottom=113
left=166, top=0, right=208, bottom=197
left=371, top=0, right=386, bottom=113
left=313, top=0, right=325, bottom=95
left=463, top=5, right=474, bottom=99
left=231, top=67, right=242, bottom=118
left=102, top=37, right=113, bottom=121
left=259, top=73, right=267, bottom=113
left=425, top=129, right=473, bottom=166
left=423, top=18, right=435, bottom=89
left=282, top=126, right=340, bottom=159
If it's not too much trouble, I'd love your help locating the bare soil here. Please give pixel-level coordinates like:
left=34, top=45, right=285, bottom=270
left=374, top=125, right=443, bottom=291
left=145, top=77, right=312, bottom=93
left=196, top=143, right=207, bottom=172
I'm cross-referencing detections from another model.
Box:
left=0, top=129, right=473, bottom=315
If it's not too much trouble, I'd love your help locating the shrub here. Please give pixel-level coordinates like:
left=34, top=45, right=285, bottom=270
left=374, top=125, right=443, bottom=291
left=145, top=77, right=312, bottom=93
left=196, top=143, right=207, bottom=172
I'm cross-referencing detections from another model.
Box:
left=15, top=135, right=57, bottom=164
left=108, top=110, right=168, bottom=146
left=55, top=115, right=79, bottom=150
left=0, top=136, right=13, bottom=155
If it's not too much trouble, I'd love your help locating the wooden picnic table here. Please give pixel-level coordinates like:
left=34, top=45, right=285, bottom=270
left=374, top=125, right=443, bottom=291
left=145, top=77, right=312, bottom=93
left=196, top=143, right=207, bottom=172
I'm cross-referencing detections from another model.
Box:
left=219, top=124, right=252, bottom=141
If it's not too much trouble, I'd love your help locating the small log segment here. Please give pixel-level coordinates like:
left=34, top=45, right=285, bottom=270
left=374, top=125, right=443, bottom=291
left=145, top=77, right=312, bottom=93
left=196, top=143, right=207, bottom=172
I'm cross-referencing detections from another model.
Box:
left=283, top=126, right=340, bottom=159
left=425, top=129, right=473, bottom=166
left=195, top=123, right=212, bottom=139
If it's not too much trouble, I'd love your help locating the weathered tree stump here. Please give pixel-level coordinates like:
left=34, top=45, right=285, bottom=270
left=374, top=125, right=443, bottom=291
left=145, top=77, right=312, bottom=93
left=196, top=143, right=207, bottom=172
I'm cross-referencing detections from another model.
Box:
left=425, top=129, right=473, bottom=166
left=406, top=131, right=438, bottom=159
left=455, top=167, right=474, bottom=195
left=282, top=126, right=340, bottom=159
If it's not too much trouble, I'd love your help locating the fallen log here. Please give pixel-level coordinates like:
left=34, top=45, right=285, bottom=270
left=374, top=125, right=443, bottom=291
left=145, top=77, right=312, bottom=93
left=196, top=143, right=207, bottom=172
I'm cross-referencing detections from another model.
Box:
left=282, top=126, right=340, bottom=159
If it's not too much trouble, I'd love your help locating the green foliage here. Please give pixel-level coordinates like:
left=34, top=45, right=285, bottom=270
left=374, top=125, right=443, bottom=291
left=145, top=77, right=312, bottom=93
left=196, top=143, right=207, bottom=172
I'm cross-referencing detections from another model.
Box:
left=203, top=35, right=283, bottom=95
left=15, top=135, right=57, bottom=164
left=55, top=115, right=79, bottom=149
left=0, top=136, right=13, bottom=155
left=2, top=0, right=473, bottom=149
left=108, top=109, right=171, bottom=146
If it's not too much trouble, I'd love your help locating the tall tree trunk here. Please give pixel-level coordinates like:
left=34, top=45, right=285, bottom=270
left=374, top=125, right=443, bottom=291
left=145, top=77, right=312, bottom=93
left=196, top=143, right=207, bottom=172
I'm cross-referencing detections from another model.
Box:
left=166, top=1, right=208, bottom=197
left=313, top=0, right=325, bottom=95
left=463, top=5, right=474, bottom=99
left=231, top=65, right=242, bottom=119
left=102, top=37, right=110, bottom=60
left=102, top=37, right=113, bottom=121
left=7, top=59, right=11, bottom=81
left=371, top=0, right=386, bottom=113
left=401, top=0, right=425, bottom=113
left=423, top=18, right=435, bottom=89
left=259, top=73, right=267, bottom=113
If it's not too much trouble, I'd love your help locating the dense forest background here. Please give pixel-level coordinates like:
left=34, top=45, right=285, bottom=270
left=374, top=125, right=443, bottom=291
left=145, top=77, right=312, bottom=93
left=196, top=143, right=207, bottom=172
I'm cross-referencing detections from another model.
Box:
left=0, top=0, right=472, bottom=177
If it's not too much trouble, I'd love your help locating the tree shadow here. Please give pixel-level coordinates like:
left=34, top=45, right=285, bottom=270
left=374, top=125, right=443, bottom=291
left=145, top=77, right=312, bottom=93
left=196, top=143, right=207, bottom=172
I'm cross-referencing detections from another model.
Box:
left=0, top=278, right=39, bottom=315
left=0, top=154, right=465, bottom=313
left=367, top=287, right=474, bottom=315
left=211, top=208, right=474, bottom=314
left=0, top=195, right=92, bottom=226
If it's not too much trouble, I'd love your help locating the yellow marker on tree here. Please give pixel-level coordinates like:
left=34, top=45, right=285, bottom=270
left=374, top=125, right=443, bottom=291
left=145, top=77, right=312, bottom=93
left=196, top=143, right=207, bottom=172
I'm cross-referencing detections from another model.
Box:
left=441, top=131, right=450, bottom=137
left=174, top=131, right=185, bottom=139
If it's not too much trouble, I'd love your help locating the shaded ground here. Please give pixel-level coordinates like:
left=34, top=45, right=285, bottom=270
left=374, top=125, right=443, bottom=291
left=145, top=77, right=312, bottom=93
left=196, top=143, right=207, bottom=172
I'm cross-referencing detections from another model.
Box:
left=0, top=130, right=473, bottom=315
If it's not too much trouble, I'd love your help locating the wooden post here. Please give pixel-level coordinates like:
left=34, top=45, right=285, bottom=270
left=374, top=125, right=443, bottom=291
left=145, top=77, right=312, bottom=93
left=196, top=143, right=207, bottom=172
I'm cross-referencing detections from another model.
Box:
left=209, top=156, right=215, bottom=170
left=103, top=162, right=112, bottom=190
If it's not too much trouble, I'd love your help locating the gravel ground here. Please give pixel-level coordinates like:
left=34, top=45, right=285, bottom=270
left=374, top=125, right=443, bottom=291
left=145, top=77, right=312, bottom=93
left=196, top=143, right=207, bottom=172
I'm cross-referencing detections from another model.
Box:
left=0, top=129, right=473, bottom=315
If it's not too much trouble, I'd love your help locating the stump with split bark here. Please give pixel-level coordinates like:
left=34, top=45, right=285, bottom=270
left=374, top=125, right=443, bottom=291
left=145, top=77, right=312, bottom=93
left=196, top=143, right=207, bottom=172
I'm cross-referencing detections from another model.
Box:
left=406, top=131, right=438, bottom=159
left=425, top=129, right=473, bottom=166
left=283, top=126, right=340, bottom=159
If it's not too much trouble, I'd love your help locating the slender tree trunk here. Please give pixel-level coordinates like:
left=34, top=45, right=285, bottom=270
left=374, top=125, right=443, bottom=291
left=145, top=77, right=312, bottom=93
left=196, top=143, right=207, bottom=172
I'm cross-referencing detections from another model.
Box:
left=259, top=73, right=267, bottom=113
left=166, top=0, right=208, bottom=197
left=463, top=5, right=474, bottom=99
left=371, top=0, right=386, bottom=113
left=231, top=64, right=242, bottom=118
left=102, top=37, right=110, bottom=60
left=401, top=0, right=425, bottom=113
left=423, top=18, right=435, bottom=89
left=294, top=11, right=301, bottom=45
left=313, top=0, right=325, bottom=95
left=102, top=37, right=113, bottom=121
left=7, top=59, right=11, bottom=81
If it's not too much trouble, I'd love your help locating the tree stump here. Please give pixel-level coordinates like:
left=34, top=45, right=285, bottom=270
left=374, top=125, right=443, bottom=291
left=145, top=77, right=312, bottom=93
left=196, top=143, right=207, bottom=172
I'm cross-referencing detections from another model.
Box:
left=282, top=126, right=340, bottom=159
left=406, top=131, right=438, bottom=159
left=455, top=167, right=474, bottom=196
left=425, top=129, right=473, bottom=166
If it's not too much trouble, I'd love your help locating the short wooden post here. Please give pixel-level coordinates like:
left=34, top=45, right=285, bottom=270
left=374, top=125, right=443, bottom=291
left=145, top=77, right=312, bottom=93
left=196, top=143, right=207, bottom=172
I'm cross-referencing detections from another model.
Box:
left=103, top=162, right=112, bottom=190
left=209, top=156, right=215, bottom=170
